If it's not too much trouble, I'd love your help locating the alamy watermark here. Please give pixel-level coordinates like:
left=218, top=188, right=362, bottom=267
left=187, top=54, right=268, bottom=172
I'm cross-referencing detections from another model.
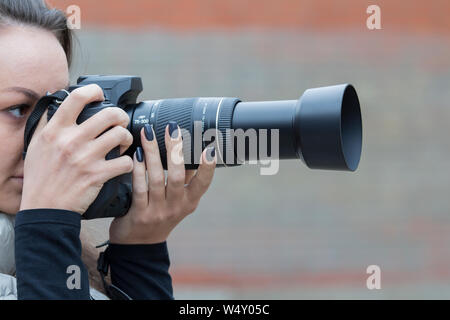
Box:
left=66, top=5, right=81, bottom=30
left=65, top=5, right=383, bottom=32
left=366, top=5, right=382, bottom=30
left=66, top=264, right=81, bottom=290
left=366, top=265, right=381, bottom=290
left=167, top=121, right=280, bottom=176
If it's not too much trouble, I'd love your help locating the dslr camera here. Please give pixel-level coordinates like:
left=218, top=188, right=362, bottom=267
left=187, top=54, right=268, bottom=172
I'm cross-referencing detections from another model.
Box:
left=23, top=75, right=362, bottom=219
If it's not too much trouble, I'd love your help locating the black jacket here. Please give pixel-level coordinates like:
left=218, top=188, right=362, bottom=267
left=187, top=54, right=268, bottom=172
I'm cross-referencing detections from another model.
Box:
left=14, top=209, right=173, bottom=300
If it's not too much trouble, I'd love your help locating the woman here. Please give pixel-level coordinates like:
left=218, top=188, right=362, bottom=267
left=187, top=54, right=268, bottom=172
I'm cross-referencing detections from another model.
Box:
left=0, top=0, right=216, bottom=299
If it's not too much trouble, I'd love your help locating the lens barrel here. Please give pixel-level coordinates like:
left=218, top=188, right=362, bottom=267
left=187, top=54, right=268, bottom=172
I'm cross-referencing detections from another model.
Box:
left=125, top=84, right=362, bottom=171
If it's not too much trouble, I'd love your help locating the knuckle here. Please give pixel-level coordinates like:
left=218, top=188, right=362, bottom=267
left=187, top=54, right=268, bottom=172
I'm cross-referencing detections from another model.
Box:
left=150, top=172, right=166, bottom=186
left=126, top=130, right=133, bottom=144
left=78, top=159, right=91, bottom=174
left=105, top=107, right=127, bottom=125
left=169, top=172, right=184, bottom=186
left=117, top=108, right=130, bottom=126
left=151, top=179, right=165, bottom=191
left=56, top=139, right=76, bottom=160
left=118, top=126, right=132, bottom=143
left=103, top=107, right=120, bottom=123
left=69, top=87, right=89, bottom=101
left=72, top=151, right=94, bottom=174
left=134, top=187, right=148, bottom=196
left=131, top=213, right=150, bottom=225
left=89, top=83, right=103, bottom=93
left=111, top=125, right=126, bottom=141
left=86, top=84, right=104, bottom=98
left=71, top=152, right=87, bottom=168
left=155, top=213, right=166, bottom=223
left=125, top=156, right=134, bottom=172
left=120, top=156, right=134, bottom=172
left=65, top=134, right=80, bottom=148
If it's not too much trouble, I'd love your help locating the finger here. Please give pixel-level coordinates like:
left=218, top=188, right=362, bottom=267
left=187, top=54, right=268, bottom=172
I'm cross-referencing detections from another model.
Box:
left=185, top=146, right=216, bottom=203
left=34, top=109, right=50, bottom=135
left=165, top=122, right=185, bottom=204
left=185, top=170, right=196, bottom=185
left=96, top=155, right=134, bottom=184
left=50, top=84, right=104, bottom=127
left=90, top=126, right=133, bottom=157
left=78, top=107, right=130, bottom=140
left=131, top=147, right=148, bottom=208
left=141, top=124, right=165, bottom=202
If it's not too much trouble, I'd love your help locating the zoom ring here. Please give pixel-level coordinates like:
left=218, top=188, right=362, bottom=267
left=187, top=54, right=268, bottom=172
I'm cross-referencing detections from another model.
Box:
left=154, top=98, right=195, bottom=169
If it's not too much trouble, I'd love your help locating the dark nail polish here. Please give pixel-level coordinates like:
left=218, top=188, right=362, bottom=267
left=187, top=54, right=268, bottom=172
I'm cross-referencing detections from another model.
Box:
left=144, top=124, right=154, bottom=141
left=136, top=147, right=144, bottom=162
left=169, top=121, right=179, bottom=139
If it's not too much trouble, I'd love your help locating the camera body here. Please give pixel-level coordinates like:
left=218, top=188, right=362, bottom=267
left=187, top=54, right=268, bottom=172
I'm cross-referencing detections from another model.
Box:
left=75, top=75, right=142, bottom=219
left=46, top=75, right=144, bottom=219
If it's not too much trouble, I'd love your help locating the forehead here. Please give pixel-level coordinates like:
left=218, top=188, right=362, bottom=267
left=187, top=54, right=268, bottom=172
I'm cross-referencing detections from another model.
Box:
left=0, top=25, right=69, bottom=95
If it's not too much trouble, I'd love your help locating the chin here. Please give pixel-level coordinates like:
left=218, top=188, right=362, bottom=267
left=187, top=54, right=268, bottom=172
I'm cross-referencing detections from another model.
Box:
left=0, top=192, right=21, bottom=215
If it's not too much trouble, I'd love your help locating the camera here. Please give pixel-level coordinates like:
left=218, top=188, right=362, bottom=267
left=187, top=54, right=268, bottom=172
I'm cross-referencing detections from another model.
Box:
left=23, top=75, right=362, bottom=219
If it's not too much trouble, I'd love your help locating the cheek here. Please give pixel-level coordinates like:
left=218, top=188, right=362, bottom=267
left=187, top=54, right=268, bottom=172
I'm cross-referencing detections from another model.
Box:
left=0, top=122, right=24, bottom=175
left=0, top=121, right=24, bottom=213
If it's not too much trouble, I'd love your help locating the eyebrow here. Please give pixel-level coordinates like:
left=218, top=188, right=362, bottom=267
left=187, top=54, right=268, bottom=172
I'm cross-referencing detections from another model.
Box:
left=3, top=87, right=40, bottom=100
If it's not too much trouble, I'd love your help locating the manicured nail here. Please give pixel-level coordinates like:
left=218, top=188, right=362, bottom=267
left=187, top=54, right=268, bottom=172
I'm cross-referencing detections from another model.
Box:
left=169, top=121, right=179, bottom=139
left=136, top=147, right=144, bottom=162
left=206, top=146, right=215, bottom=162
left=144, top=124, right=154, bottom=141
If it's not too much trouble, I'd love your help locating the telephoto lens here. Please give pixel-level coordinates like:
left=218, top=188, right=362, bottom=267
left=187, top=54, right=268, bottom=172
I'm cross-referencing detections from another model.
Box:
left=115, top=80, right=363, bottom=172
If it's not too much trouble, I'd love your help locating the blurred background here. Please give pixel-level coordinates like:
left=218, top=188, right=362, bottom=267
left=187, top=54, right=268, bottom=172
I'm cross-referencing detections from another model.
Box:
left=50, top=0, right=450, bottom=298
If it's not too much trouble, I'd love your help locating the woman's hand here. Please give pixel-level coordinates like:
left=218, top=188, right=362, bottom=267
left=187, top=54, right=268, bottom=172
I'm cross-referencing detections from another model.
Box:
left=109, top=122, right=216, bottom=244
left=20, top=84, right=134, bottom=214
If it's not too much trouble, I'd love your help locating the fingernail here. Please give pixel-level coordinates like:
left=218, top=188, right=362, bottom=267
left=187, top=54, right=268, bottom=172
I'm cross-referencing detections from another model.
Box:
left=136, top=147, right=144, bottom=162
left=169, top=121, right=179, bottom=139
left=144, top=124, right=154, bottom=141
left=206, top=146, right=215, bottom=162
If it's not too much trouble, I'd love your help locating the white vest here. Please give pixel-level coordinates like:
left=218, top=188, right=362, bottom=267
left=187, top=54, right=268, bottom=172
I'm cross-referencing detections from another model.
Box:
left=0, top=213, right=108, bottom=300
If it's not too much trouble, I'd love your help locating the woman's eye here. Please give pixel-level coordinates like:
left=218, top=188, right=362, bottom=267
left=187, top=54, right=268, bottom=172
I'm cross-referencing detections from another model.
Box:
left=7, top=104, right=31, bottom=118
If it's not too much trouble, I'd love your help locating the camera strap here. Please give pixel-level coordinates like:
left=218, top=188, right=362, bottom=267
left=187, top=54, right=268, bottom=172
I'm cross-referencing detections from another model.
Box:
left=96, top=243, right=133, bottom=300
left=23, top=90, right=70, bottom=160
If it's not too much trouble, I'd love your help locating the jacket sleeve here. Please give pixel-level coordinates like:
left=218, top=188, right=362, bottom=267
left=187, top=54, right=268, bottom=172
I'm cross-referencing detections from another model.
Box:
left=14, top=209, right=90, bottom=300
left=103, top=241, right=174, bottom=300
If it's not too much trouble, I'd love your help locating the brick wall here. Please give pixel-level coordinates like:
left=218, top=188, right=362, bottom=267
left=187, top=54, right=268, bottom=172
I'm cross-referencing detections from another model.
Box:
left=49, top=0, right=450, bottom=34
